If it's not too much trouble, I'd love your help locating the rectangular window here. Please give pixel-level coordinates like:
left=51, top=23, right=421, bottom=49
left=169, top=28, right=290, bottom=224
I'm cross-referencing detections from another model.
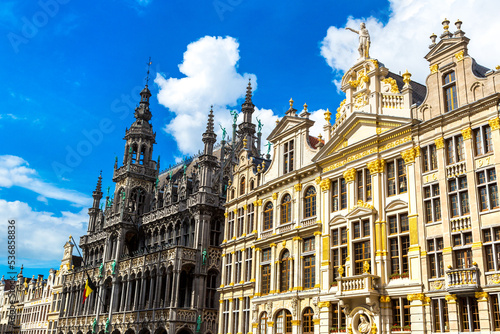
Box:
left=354, top=240, right=370, bottom=275
left=422, top=144, right=438, bottom=172
left=225, top=253, right=232, bottom=285
left=245, top=248, right=253, bottom=282
left=449, top=176, right=469, bottom=218
left=474, top=124, right=493, bottom=156
left=262, top=248, right=271, bottom=261
left=232, top=298, right=239, bottom=334
left=432, top=298, right=450, bottom=332
left=453, top=232, right=473, bottom=268
left=283, top=140, right=294, bottom=174
left=443, top=71, right=458, bottom=112
left=391, top=297, right=411, bottom=331
left=428, top=238, right=444, bottom=278
left=243, top=297, right=250, bottom=334
left=237, top=208, right=244, bottom=237
left=388, top=213, right=410, bottom=278
left=247, top=203, right=254, bottom=234
left=354, top=169, right=372, bottom=202
left=477, top=168, right=499, bottom=212
left=491, top=294, right=500, bottom=331
left=340, top=178, right=347, bottom=210
left=261, top=264, right=270, bottom=295
left=332, top=180, right=339, bottom=212
left=304, top=237, right=315, bottom=252
left=304, top=255, right=315, bottom=289
left=387, top=158, right=407, bottom=196
left=227, top=211, right=235, bottom=240
left=459, top=296, right=480, bottom=332
left=223, top=300, right=230, bottom=334
left=331, top=303, right=346, bottom=332
left=446, top=134, right=465, bottom=165
left=483, top=226, right=500, bottom=271
left=235, top=250, right=242, bottom=283
left=423, top=183, right=441, bottom=223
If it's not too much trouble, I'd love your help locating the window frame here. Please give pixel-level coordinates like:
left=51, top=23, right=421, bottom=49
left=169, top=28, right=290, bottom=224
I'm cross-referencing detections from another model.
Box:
left=263, top=202, right=273, bottom=231
left=283, top=140, right=294, bottom=174
left=443, top=71, right=458, bottom=112
left=448, top=176, right=470, bottom=218
left=304, top=186, right=317, bottom=218
left=477, top=168, right=499, bottom=212
left=387, top=213, right=409, bottom=278
left=473, top=124, right=493, bottom=156
left=280, top=194, right=292, bottom=225
left=423, top=183, right=441, bottom=224
left=427, top=237, right=444, bottom=279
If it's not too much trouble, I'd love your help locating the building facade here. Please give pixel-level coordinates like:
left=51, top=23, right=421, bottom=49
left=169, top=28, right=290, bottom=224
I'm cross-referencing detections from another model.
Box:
left=56, top=80, right=262, bottom=334
left=219, top=20, right=500, bottom=334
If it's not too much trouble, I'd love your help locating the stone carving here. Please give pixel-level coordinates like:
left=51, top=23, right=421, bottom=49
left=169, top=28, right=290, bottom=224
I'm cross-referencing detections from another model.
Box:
left=358, top=315, right=370, bottom=334
left=291, top=298, right=298, bottom=316
left=346, top=23, right=370, bottom=59
left=266, top=301, right=272, bottom=315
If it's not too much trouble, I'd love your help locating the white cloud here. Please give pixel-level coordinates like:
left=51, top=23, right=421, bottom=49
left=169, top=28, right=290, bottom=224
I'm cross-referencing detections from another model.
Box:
left=309, top=109, right=327, bottom=138
left=0, top=200, right=88, bottom=268
left=155, top=36, right=257, bottom=155
left=0, top=155, right=91, bottom=207
left=37, top=195, right=48, bottom=205
left=320, top=0, right=500, bottom=86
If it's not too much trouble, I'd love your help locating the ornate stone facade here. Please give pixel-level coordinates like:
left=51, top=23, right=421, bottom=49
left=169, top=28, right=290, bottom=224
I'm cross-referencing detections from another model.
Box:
left=219, top=20, right=500, bottom=334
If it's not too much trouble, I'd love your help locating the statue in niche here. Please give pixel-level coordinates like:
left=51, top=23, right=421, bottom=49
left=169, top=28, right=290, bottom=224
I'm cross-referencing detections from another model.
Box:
left=358, top=314, right=370, bottom=334
left=346, top=22, right=371, bottom=59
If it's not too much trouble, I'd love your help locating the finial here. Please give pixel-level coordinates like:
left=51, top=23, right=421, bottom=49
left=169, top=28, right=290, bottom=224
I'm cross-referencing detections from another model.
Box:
left=429, top=33, right=437, bottom=44
left=205, top=107, right=215, bottom=133
left=442, top=18, right=450, bottom=30
left=402, top=69, right=412, bottom=86
left=145, top=57, right=152, bottom=86
left=69, top=235, right=72, bottom=242
left=454, top=19, right=465, bottom=37
left=324, top=108, right=331, bottom=124
left=303, top=103, right=308, bottom=112
left=245, top=79, right=253, bottom=104
left=243, top=138, right=248, bottom=148
left=275, top=118, right=279, bottom=125
left=289, top=98, right=294, bottom=107
left=455, top=19, right=462, bottom=30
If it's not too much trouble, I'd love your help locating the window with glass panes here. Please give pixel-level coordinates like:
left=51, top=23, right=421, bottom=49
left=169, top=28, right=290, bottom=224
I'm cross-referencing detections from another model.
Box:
left=276, top=309, right=292, bottom=334
left=332, top=178, right=347, bottom=212
left=448, top=176, right=470, bottom=218
left=432, top=298, right=450, bottom=332
left=263, top=202, right=273, bottom=230
left=443, top=71, right=458, bottom=112
left=331, top=227, right=348, bottom=278
left=232, top=298, right=239, bottom=334
left=283, top=140, right=294, bottom=174
left=303, top=307, right=314, bottom=334
left=227, top=211, right=235, bottom=240
left=428, top=238, right=444, bottom=278
left=247, top=203, right=254, bottom=234
left=477, top=168, right=499, bottom=212
left=357, top=169, right=372, bottom=202
left=223, top=300, right=230, bottom=334
left=423, top=183, right=441, bottom=223
left=303, top=237, right=315, bottom=289
left=240, top=177, right=245, bottom=195
left=387, top=158, right=407, bottom=196
left=235, top=250, right=242, bottom=283
left=388, top=213, right=409, bottom=277
left=237, top=207, right=244, bottom=237
left=225, top=253, right=233, bottom=285
left=261, top=248, right=271, bottom=295
left=483, top=226, right=500, bottom=271
left=452, top=231, right=473, bottom=268
left=304, top=186, right=317, bottom=218
left=473, top=124, right=493, bottom=156
left=392, top=297, right=411, bottom=331
left=260, top=312, right=268, bottom=334
left=281, top=194, right=292, bottom=225
left=422, top=144, right=438, bottom=172
left=280, top=250, right=291, bottom=292
left=243, top=297, right=250, bottom=334
left=446, top=134, right=465, bottom=165
left=331, top=303, right=346, bottom=332
left=491, top=293, right=500, bottom=331
left=459, top=296, right=480, bottom=332
left=245, top=248, right=253, bottom=282
left=353, top=219, right=371, bottom=275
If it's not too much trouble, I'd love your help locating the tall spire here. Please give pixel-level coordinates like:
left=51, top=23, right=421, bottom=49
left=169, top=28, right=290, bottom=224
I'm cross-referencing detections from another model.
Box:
left=202, top=107, right=217, bottom=155
left=134, top=58, right=153, bottom=122
left=206, top=106, right=215, bottom=134
left=245, top=79, right=253, bottom=105
left=95, top=170, right=102, bottom=192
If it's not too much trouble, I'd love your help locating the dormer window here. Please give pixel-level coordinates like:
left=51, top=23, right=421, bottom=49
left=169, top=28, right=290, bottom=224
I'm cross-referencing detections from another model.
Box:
left=283, top=140, right=294, bottom=174
left=443, top=71, right=458, bottom=112
left=240, top=177, right=246, bottom=195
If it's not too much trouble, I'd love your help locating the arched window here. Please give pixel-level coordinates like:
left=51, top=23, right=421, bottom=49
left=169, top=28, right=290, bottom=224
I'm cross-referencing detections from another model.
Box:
left=443, top=71, right=458, bottom=112
left=264, top=202, right=273, bottom=230
left=250, top=179, right=255, bottom=190
left=129, top=187, right=146, bottom=215
left=205, top=270, right=218, bottom=308
left=275, top=309, right=292, bottom=334
left=304, top=187, right=317, bottom=218
left=259, top=312, right=268, bottom=334
left=240, top=177, right=246, bottom=195
left=139, top=146, right=146, bottom=165
left=280, top=250, right=291, bottom=292
left=231, top=188, right=235, bottom=200
left=131, top=144, right=138, bottom=164
left=303, top=307, right=314, bottom=334
left=280, top=194, right=291, bottom=225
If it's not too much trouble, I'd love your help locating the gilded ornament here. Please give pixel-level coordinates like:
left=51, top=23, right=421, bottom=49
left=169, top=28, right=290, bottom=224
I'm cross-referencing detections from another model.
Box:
left=401, top=147, right=416, bottom=164
left=243, top=204, right=247, bottom=210
left=407, top=293, right=425, bottom=302
left=382, top=77, right=399, bottom=93
left=318, top=301, right=331, bottom=308
left=402, top=69, right=412, bottom=86
left=368, top=59, right=378, bottom=68
left=354, top=93, right=368, bottom=109
left=257, top=199, right=262, bottom=206
left=343, top=168, right=357, bottom=182
left=233, top=209, right=238, bottom=214
left=455, top=50, right=464, bottom=61
left=371, top=323, right=377, bottom=334
left=324, top=109, right=332, bottom=124
left=272, top=192, right=278, bottom=200
left=461, top=127, right=472, bottom=140
left=315, top=176, right=322, bottom=184
left=338, top=265, right=344, bottom=277
left=363, top=260, right=370, bottom=274
left=489, top=117, right=500, bottom=131
left=367, top=159, right=385, bottom=174
left=224, top=212, right=228, bottom=218
left=475, top=291, right=489, bottom=301
left=445, top=294, right=457, bottom=303
left=320, top=178, right=331, bottom=191
left=430, top=64, right=438, bottom=74
left=434, top=137, right=444, bottom=149
left=294, top=183, right=302, bottom=192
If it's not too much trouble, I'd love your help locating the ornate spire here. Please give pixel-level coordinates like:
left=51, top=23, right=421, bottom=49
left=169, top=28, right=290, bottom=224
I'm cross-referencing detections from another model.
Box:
left=202, top=107, right=217, bottom=155
left=206, top=106, right=215, bottom=133
left=95, top=171, right=102, bottom=192
left=245, top=79, right=253, bottom=105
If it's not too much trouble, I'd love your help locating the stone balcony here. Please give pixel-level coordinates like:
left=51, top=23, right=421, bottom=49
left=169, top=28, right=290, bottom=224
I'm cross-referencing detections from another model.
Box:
left=446, top=266, right=479, bottom=293
left=336, top=274, right=379, bottom=298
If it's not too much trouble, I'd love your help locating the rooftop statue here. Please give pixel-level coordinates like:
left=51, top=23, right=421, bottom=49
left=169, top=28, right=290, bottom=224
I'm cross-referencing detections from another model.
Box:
left=346, top=22, right=370, bottom=59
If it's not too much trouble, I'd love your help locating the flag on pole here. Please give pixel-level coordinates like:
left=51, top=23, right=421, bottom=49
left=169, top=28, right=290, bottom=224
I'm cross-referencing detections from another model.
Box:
left=83, top=275, right=97, bottom=303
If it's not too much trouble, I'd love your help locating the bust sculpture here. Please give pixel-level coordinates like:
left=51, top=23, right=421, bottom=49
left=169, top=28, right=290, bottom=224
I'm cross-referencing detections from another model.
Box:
left=358, top=315, right=370, bottom=334
left=346, top=22, right=371, bottom=59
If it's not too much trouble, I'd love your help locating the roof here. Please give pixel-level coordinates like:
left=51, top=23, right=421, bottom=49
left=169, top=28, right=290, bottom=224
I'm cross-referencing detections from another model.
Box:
left=472, top=59, right=490, bottom=78
left=387, top=71, right=427, bottom=106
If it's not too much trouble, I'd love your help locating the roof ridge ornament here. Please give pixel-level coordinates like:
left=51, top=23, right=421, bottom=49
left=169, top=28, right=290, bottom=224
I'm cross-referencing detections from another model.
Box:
left=346, top=22, right=370, bottom=60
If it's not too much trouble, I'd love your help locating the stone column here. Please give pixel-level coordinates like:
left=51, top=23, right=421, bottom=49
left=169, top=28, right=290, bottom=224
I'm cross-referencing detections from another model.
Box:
left=172, top=270, right=180, bottom=308
left=153, top=273, right=161, bottom=308
left=293, top=237, right=301, bottom=291
left=121, top=279, right=129, bottom=311
left=133, top=278, right=140, bottom=311
left=407, top=293, right=425, bottom=334
left=218, top=300, right=225, bottom=333
left=319, top=302, right=331, bottom=334
left=343, top=168, right=356, bottom=210
left=228, top=298, right=234, bottom=334
left=254, top=248, right=261, bottom=296
left=164, top=273, right=171, bottom=308
left=238, top=297, right=245, bottom=334
left=445, top=294, right=459, bottom=332
left=314, top=232, right=321, bottom=289
left=476, top=292, right=491, bottom=332
left=269, top=243, right=277, bottom=294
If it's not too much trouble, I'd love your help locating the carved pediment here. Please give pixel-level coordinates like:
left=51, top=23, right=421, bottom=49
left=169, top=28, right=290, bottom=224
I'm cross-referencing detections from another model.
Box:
left=267, top=116, right=313, bottom=142
left=345, top=204, right=376, bottom=219
left=425, top=36, right=470, bottom=62
left=385, top=199, right=408, bottom=212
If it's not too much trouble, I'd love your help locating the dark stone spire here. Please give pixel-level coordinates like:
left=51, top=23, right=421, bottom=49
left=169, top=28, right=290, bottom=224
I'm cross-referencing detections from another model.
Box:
left=202, top=107, right=217, bottom=155
left=241, top=79, right=255, bottom=124
left=134, top=85, right=152, bottom=121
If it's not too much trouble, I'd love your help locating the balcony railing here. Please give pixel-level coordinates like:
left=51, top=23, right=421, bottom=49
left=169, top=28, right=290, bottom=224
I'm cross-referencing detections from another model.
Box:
left=336, top=274, right=379, bottom=297
left=450, top=216, right=471, bottom=232
left=446, top=266, right=479, bottom=293
left=446, top=161, right=466, bottom=178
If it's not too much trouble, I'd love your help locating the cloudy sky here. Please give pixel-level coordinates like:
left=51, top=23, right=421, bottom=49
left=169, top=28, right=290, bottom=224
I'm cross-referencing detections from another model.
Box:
left=1, top=0, right=499, bottom=278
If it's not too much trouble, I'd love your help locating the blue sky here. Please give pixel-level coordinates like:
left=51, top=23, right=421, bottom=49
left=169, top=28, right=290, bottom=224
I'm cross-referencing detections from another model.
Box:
left=1, top=0, right=499, bottom=279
